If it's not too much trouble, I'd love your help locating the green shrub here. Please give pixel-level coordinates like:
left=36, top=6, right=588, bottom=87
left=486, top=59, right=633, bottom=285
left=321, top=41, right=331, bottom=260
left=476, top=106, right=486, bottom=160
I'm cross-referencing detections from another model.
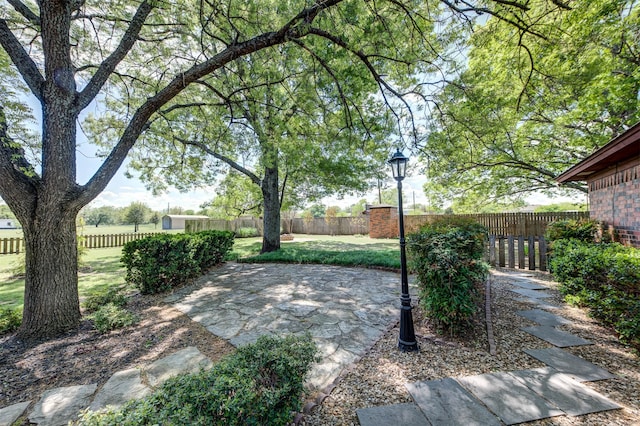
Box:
left=545, top=219, right=601, bottom=243
left=0, top=307, right=22, bottom=335
left=549, top=239, right=640, bottom=352
left=121, top=231, right=234, bottom=294
left=77, top=333, right=318, bottom=426
left=90, top=303, right=138, bottom=334
left=83, top=287, right=128, bottom=314
left=408, top=217, right=489, bottom=333
left=235, top=227, right=260, bottom=238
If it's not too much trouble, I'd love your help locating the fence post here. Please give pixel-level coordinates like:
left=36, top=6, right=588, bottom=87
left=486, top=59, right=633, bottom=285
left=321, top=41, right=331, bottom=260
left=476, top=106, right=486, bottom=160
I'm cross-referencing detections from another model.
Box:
left=518, top=236, right=525, bottom=269
left=508, top=236, right=515, bottom=269
left=539, top=237, right=547, bottom=272
left=498, top=237, right=505, bottom=267
left=528, top=236, right=536, bottom=270
left=489, top=235, right=496, bottom=266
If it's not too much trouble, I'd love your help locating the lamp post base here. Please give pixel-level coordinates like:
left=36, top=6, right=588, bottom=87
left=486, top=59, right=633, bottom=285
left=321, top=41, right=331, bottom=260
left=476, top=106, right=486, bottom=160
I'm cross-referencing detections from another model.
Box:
left=398, top=303, right=419, bottom=352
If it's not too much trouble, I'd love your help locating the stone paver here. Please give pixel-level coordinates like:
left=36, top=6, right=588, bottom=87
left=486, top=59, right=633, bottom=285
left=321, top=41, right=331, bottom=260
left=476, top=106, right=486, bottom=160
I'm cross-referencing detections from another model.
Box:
left=0, top=401, right=31, bottom=426
left=166, top=262, right=405, bottom=391
left=356, top=403, right=431, bottom=426
left=510, top=288, right=553, bottom=299
left=457, top=371, right=564, bottom=425
left=510, top=280, right=548, bottom=290
left=522, top=326, right=593, bottom=347
left=145, top=346, right=213, bottom=387
left=89, top=368, right=152, bottom=412
left=510, top=368, right=621, bottom=416
left=524, top=347, right=617, bottom=382
left=516, top=297, right=561, bottom=310
left=516, top=309, right=572, bottom=326
left=29, top=384, right=97, bottom=426
left=406, top=378, right=501, bottom=426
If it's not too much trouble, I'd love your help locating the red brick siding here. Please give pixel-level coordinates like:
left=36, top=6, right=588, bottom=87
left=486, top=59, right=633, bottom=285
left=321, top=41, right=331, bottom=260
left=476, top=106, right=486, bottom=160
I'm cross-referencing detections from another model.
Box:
left=588, top=158, right=640, bottom=247
left=369, top=206, right=399, bottom=238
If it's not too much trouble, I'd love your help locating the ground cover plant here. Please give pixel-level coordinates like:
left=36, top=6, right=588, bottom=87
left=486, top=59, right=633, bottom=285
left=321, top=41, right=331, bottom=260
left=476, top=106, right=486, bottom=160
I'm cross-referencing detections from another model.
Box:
left=407, top=217, right=489, bottom=333
left=77, top=334, right=318, bottom=426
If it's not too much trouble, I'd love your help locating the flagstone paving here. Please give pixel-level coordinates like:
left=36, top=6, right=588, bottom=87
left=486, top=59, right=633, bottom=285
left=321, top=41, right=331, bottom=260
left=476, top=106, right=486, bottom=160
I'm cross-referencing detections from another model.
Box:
left=523, top=347, right=617, bottom=382
left=2, top=264, right=624, bottom=425
left=164, top=262, right=403, bottom=390
left=359, top=270, right=621, bottom=426
left=516, top=309, right=572, bottom=326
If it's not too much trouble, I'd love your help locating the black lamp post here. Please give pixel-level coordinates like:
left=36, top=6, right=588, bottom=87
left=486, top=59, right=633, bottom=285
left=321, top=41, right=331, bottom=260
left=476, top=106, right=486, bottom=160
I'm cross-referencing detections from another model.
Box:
left=388, top=149, right=419, bottom=352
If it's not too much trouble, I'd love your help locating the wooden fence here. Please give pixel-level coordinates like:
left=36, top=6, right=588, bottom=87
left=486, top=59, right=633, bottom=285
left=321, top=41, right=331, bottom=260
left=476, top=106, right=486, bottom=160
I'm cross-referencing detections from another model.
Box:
left=290, top=217, right=369, bottom=235
left=0, top=237, right=23, bottom=255
left=404, top=211, right=589, bottom=236
left=0, top=232, right=164, bottom=254
left=185, top=217, right=263, bottom=233
left=488, top=235, right=548, bottom=271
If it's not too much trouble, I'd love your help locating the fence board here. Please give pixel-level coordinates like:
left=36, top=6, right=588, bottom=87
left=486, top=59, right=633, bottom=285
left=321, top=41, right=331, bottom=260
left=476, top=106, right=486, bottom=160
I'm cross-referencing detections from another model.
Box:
left=508, top=236, right=515, bottom=269
left=488, top=235, right=547, bottom=271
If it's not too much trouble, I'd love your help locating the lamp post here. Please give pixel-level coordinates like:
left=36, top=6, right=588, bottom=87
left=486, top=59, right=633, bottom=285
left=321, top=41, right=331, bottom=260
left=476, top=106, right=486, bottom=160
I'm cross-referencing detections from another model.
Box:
left=388, top=149, right=419, bottom=352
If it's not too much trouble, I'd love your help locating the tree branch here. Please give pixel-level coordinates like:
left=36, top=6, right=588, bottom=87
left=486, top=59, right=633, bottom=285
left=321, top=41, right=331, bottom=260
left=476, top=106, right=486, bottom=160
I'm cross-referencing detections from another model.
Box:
left=7, top=0, right=40, bottom=25
left=78, top=0, right=347, bottom=205
left=0, top=107, right=39, bottom=220
left=0, top=20, right=45, bottom=101
left=179, top=137, right=262, bottom=186
left=76, top=1, right=154, bottom=110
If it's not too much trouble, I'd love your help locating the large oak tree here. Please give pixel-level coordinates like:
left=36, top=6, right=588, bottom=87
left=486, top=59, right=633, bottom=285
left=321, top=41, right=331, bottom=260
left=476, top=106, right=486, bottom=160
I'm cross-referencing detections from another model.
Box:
left=0, top=0, right=569, bottom=338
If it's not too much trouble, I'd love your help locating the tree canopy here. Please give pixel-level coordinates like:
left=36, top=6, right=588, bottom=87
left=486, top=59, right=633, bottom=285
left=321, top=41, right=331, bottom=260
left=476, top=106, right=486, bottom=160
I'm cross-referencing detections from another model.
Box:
left=0, top=0, right=575, bottom=337
left=421, top=0, right=640, bottom=210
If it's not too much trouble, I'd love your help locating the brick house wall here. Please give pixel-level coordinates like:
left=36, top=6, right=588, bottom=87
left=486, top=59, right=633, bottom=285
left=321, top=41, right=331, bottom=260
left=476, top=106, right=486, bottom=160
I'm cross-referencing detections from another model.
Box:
left=557, top=122, right=640, bottom=248
left=588, top=157, right=640, bottom=247
left=368, top=205, right=399, bottom=238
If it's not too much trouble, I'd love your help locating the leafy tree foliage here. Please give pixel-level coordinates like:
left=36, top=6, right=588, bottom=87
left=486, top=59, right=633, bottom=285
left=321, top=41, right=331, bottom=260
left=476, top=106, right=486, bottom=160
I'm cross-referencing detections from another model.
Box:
left=150, top=212, right=160, bottom=228
left=83, top=205, right=119, bottom=227
left=124, top=202, right=150, bottom=233
left=0, top=202, right=16, bottom=220
left=422, top=0, right=640, bottom=207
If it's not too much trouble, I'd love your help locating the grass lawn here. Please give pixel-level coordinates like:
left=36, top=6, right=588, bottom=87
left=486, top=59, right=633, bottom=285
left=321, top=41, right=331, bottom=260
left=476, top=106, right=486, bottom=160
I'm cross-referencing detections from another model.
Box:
left=0, top=234, right=399, bottom=310
left=232, top=234, right=401, bottom=269
left=0, top=247, right=127, bottom=310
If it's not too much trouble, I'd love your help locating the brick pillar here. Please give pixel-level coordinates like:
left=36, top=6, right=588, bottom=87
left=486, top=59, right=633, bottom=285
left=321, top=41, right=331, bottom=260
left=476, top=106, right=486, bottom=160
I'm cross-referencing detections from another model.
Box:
left=369, top=205, right=399, bottom=238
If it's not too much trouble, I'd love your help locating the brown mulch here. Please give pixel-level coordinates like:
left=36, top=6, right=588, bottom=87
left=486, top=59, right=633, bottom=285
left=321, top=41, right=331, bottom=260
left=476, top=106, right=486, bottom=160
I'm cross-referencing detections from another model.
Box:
left=0, top=292, right=235, bottom=414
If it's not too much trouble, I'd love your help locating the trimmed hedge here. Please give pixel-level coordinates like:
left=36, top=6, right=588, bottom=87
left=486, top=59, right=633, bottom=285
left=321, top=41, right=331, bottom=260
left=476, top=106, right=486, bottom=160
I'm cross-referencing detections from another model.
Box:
left=121, top=230, right=234, bottom=294
left=408, top=217, right=489, bottom=333
left=549, top=239, right=640, bottom=352
left=77, top=334, right=318, bottom=426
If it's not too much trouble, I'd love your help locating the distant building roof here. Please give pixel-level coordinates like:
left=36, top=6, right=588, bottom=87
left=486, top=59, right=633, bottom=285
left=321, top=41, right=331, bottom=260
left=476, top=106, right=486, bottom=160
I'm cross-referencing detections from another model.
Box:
left=162, top=215, right=209, bottom=220
left=557, top=121, right=640, bottom=183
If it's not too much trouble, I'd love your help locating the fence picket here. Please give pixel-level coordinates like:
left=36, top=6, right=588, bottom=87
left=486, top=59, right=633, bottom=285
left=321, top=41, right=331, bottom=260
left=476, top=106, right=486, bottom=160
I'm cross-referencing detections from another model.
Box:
left=508, top=236, right=515, bottom=269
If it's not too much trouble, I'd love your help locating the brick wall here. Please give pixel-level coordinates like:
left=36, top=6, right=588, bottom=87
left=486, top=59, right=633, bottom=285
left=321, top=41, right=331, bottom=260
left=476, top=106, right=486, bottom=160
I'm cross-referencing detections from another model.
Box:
left=588, top=158, right=640, bottom=247
left=368, top=205, right=399, bottom=238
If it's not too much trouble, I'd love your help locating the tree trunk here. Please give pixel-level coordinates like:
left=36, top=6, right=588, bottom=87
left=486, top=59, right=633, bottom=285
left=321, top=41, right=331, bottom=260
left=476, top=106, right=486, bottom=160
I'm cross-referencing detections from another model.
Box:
left=19, top=206, right=81, bottom=338
left=261, top=164, right=281, bottom=253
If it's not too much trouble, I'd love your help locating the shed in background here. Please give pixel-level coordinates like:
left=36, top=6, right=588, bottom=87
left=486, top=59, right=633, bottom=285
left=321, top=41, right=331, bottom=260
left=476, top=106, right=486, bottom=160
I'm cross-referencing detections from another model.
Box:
left=0, top=219, right=17, bottom=229
left=162, top=215, right=209, bottom=230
